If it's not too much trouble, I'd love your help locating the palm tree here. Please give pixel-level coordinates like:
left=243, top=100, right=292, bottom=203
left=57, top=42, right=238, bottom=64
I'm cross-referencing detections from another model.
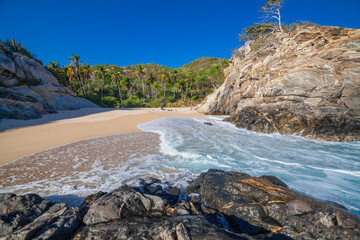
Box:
left=111, top=70, right=123, bottom=107
left=96, top=66, right=107, bottom=99
left=184, top=76, right=190, bottom=103
left=189, top=76, right=195, bottom=98
left=66, top=66, right=76, bottom=93
left=48, top=61, right=59, bottom=69
left=62, top=65, right=69, bottom=86
left=81, top=64, right=93, bottom=94
left=161, top=73, right=168, bottom=98
left=135, top=65, right=145, bottom=101
left=122, top=76, right=132, bottom=97
left=147, top=72, right=156, bottom=99
left=171, top=69, right=178, bottom=98
left=69, top=54, right=86, bottom=96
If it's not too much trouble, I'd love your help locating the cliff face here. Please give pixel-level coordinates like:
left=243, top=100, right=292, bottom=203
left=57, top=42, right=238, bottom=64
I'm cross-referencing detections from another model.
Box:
left=0, top=40, right=97, bottom=120
left=198, top=26, right=360, bottom=141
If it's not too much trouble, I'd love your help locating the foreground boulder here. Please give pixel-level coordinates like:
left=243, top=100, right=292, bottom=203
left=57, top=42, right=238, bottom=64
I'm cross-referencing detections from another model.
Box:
left=187, top=169, right=360, bottom=239
left=0, top=40, right=97, bottom=120
left=198, top=26, right=360, bottom=141
left=0, top=170, right=359, bottom=239
left=0, top=193, right=82, bottom=239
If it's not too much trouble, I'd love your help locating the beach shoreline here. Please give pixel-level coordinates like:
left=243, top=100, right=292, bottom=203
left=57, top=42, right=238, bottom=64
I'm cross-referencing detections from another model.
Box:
left=0, top=107, right=203, bottom=166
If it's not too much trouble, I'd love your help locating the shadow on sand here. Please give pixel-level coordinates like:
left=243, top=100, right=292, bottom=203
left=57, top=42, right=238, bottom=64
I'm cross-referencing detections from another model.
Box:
left=0, top=107, right=135, bottom=132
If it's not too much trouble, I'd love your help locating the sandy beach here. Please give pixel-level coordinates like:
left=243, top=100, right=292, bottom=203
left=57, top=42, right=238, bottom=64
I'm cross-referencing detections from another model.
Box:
left=0, top=107, right=203, bottom=166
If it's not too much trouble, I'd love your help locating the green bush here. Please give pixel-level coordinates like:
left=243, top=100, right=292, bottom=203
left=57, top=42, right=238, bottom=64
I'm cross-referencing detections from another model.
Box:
left=239, top=23, right=275, bottom=43
left=123, top=97, right=143, bottom=108
left=5, top=38, right=35, bottom=60
left=148, top=97, right=167, bottom=108
left=102, top=96, right=119, bottom=108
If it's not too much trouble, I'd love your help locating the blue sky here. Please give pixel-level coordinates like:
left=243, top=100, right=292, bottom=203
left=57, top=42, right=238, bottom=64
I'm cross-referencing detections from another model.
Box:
left=1, top=0, right=359, bottom=68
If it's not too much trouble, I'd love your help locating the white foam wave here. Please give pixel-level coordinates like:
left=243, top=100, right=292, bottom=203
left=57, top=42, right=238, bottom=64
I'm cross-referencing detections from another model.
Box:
left=138, top=117, right=360, bottom=215
left=1, top=117, right=359, bottom=216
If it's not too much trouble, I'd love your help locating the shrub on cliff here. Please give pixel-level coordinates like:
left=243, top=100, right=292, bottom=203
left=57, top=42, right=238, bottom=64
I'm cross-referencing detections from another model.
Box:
left=5, top=38, right=34, bottom=59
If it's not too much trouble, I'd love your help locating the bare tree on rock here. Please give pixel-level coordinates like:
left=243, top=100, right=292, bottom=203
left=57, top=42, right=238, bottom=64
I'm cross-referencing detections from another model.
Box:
left=260, top=0, right=285, bottom=33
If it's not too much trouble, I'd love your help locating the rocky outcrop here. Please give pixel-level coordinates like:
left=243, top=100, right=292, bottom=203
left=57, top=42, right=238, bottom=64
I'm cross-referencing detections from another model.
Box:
left=1, top=170, right=359, bottom=239
left=188, top=169, right=360, bottom=240
left=198, top=26, right=360, bottom=141
left=0, top=40, right=97, bottom=120
left=0, top=193, right=82, bottom=239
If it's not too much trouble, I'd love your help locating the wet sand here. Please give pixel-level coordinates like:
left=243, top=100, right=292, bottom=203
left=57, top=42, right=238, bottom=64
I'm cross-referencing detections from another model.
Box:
left=0, top=132, right=161, bottom=194
left=0, top=107, right=203, bottom=166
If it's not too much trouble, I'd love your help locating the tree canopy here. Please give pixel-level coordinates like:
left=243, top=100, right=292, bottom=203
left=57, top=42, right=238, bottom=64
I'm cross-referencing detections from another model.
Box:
left=49, top=57, right=229, bottom=108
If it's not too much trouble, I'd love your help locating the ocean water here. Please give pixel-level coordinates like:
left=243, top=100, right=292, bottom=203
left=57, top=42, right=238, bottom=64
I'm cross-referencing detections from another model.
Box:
left=138, top=116, right=360, bottom=215
left=0, top=116, right=359, bottom=215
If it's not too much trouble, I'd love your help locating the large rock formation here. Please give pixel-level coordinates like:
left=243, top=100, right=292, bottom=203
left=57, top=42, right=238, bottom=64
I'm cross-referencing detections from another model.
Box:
left=0, top=40, right=97, bottom=120
left=198, top=26, right=360, bottom=141
left=1, top=170, right=359, bottom=239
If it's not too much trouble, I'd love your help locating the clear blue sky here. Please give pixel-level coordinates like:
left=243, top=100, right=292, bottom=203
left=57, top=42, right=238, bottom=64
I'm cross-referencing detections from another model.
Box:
left=1, top=0, right=359, bottom=68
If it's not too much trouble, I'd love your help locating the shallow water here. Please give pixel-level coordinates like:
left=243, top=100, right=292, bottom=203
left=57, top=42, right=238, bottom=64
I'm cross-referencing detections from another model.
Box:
left=138, top=116, right=360, bottom=215
left=0, top=116, right=359, bottom=215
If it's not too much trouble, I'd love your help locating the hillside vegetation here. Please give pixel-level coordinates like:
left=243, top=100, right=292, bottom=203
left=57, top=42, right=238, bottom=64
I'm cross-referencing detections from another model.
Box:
left=49, top=57, right=229, bottom=108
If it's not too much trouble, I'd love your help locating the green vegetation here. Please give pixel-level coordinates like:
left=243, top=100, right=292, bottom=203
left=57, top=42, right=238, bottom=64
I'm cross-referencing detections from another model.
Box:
left=239, top=23, right=275, bottom=43
left=238, top=0, right=319, bottom=51
left=4, top=38, right=43, bottom=64
left=48, top=57, right=229, bottom=108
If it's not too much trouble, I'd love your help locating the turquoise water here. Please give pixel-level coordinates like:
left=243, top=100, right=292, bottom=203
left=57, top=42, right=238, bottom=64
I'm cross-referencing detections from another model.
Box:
left=138, top=116, right=360, bottom=215
left=0, top=116, right=359, bottom=215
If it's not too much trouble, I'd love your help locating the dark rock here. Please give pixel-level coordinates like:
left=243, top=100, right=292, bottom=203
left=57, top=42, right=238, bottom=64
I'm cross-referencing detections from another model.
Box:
left=1, top=170, right=359, bottom=239
left=190, top=170, right=360, bottom=239
left=204, top=122, right=213, bottom=125
left=139, top=177, right=162, bottom=189
left=166, top=186, right=180, bottom=197
left=2, top=203, right=69, bottom=240
left=76, top=215, right=248, bottom=240
left=144, top=194, right=166, bottom=212
left=0, top=193, right=52, bottom=237
left=0, top=194, right=81, bottom=240
left=149, top=184, right=163, bottom=194
left=83, top=185, right=152, bottom=225
left=260, top=175, right=288, bottom=188
left=162, top=186, right=181, bottom=203
left=286, top=199, right=314, bottom=216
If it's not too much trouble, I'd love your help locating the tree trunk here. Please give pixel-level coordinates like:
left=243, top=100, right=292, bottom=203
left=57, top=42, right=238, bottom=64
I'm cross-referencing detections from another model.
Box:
left=277, top=9, right=283, bottom=32
left=163, top=83, right=166, bottom=98
left=75, top=67, right=85, bottom=96
left=151, top=84, right=154, bottom=99
left=184, top=83, right=188, bottom=103
left=142, top=79, right=145, bottom=100
left=101, top=78, right=104, bottom=99
left=118, top=86, right=122, bottom=108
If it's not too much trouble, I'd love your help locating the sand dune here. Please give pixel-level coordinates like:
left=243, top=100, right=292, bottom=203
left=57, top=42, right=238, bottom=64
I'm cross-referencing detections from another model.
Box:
left=0, top=107, right=203, bottom=166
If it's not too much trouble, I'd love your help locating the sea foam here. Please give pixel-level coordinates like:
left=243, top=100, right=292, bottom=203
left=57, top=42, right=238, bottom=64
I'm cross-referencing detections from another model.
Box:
left=0, top=117, right=359, bottom=215
left=138, top=117, right=360, bottom=215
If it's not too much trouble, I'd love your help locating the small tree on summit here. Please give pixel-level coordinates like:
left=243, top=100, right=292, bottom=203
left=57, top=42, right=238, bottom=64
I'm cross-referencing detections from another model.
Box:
left=239, top=0, right=286, bottom=43
left=260, top=0, right=286, bottom=33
